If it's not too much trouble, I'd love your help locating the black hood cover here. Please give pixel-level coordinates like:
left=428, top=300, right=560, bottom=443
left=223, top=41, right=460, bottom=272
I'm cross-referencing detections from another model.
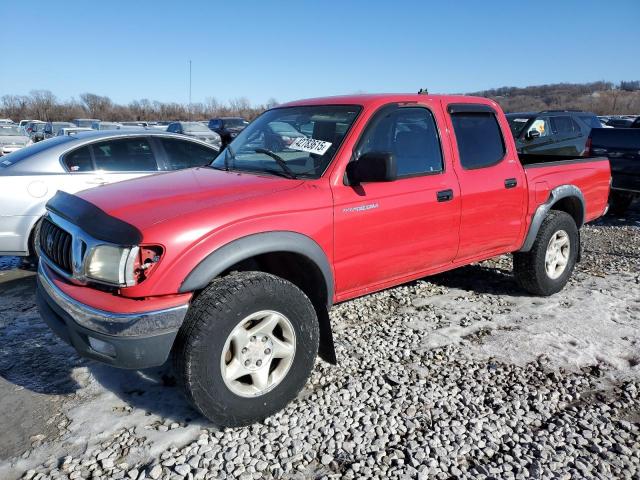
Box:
left=46, top=191, right=143, bottom=245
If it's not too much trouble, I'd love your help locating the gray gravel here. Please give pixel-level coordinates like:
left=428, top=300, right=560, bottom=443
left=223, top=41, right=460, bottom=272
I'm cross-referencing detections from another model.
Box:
left=1, top=203, right=639, bottom=480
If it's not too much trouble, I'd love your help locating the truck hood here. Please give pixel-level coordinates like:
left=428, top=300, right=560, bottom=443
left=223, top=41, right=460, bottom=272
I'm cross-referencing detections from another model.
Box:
left=77, top=167, right=302, bottom=231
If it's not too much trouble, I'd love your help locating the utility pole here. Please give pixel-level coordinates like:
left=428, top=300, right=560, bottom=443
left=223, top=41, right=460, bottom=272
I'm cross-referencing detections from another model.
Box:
left=188, top=60, right=192, bottom=120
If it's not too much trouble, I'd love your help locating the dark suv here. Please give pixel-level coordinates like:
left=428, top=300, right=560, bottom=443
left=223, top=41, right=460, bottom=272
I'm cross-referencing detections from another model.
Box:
left=207, top=117, right=248, bottom=147
left=506, top=110, right=602, bottom=156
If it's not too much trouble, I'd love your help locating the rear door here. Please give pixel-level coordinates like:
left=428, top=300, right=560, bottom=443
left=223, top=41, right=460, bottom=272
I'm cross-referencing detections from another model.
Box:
left=549, top=115, right=583, bottom=155
left=332, top=102, right=461, bottom=295
left=446, top=104, right=527, bottom=261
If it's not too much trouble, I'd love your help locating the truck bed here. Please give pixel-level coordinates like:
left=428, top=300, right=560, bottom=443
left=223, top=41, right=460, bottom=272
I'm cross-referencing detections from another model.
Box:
left=520, top=155, right=610, bottom=224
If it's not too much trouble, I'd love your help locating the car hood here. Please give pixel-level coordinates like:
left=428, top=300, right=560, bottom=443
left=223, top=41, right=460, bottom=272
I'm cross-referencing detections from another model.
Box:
left=76, top=167, right=302, bottom=231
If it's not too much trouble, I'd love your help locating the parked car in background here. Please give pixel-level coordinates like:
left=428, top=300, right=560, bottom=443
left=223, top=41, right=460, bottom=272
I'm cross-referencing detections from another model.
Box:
left=167, top=121, right=221, bottom=148
left=0, top=124, right=31, bottom=156
left=92, top=121, right=122, bottom=131
left=587, top=127, right=640, bottom=215
left=43, top=122, right=77, bottom=140
left=25, top=120, right=46, bottom=140
left=57, top=127, right=94, bottom=137
left=506, top=110, right=601, bottom=156
left=73, top=118, right=101, bottom=128
left=0, top=119, right=14, bottom=125
left=28, top=122, right=47, bottom=142
left=0, top=130, right=221, bottom=257
left=207, top=117, right=248, bottom=146
left=34, top=94, right=610, bottom=426
left=631, top=117, right=640, bottom=128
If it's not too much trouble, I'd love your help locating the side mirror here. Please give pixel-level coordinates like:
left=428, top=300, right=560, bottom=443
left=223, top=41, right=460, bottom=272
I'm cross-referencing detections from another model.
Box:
left=526, top=129, right=541, bottom=140
left=346, top=151, right=397, bottom=185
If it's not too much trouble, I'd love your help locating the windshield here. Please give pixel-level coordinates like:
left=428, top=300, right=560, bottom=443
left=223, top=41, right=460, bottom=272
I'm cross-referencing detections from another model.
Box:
left=223, top=118, right=247, bottom=129
left=183, top=123, right=211, bottom=133
left=0, top=126, right=22, bottom=136
left=211, top=105, right=362, bottom=179
left=506, top=115, right=533, bottom=138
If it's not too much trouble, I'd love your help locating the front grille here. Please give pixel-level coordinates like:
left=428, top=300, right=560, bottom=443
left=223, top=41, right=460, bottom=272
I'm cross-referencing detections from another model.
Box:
left=40, top=218, right=73, bottom=273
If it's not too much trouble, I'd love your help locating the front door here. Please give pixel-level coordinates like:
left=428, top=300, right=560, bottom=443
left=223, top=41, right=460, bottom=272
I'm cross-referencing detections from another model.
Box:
left=332, top=103, right=461, bottom=297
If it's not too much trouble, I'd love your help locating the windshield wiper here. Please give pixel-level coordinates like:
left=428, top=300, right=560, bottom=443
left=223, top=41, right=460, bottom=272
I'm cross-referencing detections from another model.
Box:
left=254, top=148, right=297, bottom=179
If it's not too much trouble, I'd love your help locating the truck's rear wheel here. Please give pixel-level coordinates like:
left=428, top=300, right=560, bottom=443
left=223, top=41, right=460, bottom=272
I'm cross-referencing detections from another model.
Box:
left=173, top=271, right=319, bottom=426
left=513, top=211, right=579, bottom=296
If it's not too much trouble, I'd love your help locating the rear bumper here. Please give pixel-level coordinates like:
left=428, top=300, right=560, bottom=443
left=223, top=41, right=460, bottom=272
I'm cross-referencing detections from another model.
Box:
left=36, top=263, right=189, bottom=369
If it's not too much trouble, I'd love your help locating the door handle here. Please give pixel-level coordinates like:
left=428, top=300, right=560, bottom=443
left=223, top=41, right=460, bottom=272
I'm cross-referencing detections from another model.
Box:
left=504, top=178, right=518, bottom=189
left=437, top=189, right=454, bottom=202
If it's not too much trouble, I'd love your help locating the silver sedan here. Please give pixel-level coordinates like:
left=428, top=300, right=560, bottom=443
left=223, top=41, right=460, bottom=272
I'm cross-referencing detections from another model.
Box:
left=0, top=130, right=220, bottom=256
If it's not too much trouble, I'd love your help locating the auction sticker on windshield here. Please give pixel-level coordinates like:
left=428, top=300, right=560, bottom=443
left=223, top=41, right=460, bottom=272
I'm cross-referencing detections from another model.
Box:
left=289, top=137, right=332, bottom=155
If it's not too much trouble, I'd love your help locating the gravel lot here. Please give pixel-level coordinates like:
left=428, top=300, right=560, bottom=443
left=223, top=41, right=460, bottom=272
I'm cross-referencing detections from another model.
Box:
left=1, top=203, right=638, bottom=480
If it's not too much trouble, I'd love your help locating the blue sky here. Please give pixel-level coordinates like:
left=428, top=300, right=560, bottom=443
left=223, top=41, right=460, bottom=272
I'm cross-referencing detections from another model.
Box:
left=1, top=0, right=639, bottom=105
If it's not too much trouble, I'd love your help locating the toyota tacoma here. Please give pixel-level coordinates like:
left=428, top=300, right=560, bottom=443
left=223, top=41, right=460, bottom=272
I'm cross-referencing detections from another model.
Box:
left=36, top=94, right=611, bottom=426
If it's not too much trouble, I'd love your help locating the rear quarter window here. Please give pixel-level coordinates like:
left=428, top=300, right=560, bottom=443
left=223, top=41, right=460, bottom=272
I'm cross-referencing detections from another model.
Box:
left=450, top=112, right=506, bottom=169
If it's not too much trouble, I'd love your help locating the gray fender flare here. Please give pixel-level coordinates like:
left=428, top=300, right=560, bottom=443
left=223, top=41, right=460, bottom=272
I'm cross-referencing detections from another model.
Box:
left=518, top=185, right=586, bottom=252
left=179, top=231, right=337, bottom=364
left=179, top=231, right=334, bottom=307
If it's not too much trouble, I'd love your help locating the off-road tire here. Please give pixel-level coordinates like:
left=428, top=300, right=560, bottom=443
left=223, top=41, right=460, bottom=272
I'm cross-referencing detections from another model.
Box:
left=513, top=211, right=579, bottom=296
left=173, top=271, right=319, bottom=426
left=608, top=192, right=633, bottom=216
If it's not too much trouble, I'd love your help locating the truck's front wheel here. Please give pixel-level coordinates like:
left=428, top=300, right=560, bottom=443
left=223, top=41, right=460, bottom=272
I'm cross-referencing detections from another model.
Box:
left=173, top=271, right=319, bottom=426
left=513, top=211, right=579, bottom=296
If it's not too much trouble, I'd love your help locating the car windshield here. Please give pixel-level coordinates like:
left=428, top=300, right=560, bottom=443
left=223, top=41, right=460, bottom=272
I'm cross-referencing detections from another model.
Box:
left=0, top=126, right=21, bottom=136
left=183, top=123, right=211, bottom=133
left=211, top=105, right=362, bottom=179
left=224, top=118, right=247, bottom=128
left=506, top=115, right=533, bottom=138
left=33, top=123, right=46, bottom=132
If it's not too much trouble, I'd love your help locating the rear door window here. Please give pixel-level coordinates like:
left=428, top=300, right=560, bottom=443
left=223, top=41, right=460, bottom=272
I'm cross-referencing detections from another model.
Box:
left=450, top=111, right=506, bottom=169
left=550, top=116, right=578, bottom=134
left=92, top=138, right=158, bottom=172
left=160, top=138, right=219, bottom=170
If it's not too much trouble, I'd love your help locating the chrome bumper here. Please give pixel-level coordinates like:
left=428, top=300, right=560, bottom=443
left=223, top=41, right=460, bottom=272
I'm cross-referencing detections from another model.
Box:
left=36, top=263, right=189, bottom=368
left=38, top=262, right=188, bottom=337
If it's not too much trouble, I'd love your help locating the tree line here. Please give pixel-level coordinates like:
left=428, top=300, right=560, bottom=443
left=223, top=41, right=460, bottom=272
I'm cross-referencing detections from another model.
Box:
left=2, top=81, right=639, bottom=122
left=0, top=91, right=279, bottom=123
left=470, top=81, right=640, bottom=115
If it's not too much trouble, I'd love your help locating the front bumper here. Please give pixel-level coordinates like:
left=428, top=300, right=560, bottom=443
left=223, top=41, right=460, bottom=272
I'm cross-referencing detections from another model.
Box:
left=36, top=263, right=189, bottom=369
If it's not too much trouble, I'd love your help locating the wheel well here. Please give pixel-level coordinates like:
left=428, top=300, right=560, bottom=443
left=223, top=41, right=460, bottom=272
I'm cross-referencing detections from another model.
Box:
left=217, top=251, right=336, bottom=364
left=550, top=196, right=584, bottom=227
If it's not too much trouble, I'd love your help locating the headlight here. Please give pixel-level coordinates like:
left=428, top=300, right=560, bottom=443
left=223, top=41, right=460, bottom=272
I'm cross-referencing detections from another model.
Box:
left=86, top=245, right=139, bottom=286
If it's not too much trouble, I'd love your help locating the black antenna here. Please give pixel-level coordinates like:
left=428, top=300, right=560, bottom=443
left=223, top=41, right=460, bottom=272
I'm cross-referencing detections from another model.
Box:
left=418, top=88, right=428, bottom=95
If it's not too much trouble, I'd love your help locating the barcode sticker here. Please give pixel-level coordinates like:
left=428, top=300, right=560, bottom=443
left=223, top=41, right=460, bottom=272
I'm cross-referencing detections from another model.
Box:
left=289, top=137, right=332, bottom=155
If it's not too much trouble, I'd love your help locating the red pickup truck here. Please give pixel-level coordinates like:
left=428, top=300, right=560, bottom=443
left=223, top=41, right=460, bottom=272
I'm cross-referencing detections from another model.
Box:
left=36, top=94, right=610, bottom=425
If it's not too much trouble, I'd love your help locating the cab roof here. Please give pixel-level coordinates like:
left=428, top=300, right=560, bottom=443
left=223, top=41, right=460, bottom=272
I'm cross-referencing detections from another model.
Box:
left=280, top=93, right=496, bottom=108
